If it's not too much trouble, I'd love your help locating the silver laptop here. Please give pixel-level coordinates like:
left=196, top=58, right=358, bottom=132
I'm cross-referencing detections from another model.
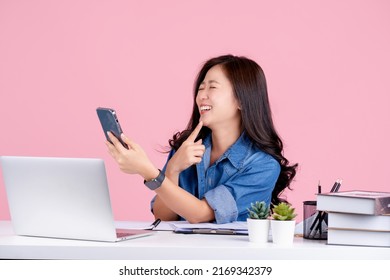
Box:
left=0, top=156, right=152, bottom=242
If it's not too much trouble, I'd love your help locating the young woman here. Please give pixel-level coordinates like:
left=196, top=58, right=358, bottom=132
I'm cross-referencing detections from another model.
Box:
left=106, top=54, right=297, bottom=224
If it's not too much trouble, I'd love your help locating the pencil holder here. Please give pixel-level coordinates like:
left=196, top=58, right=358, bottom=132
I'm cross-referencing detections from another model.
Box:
left=303, top=201, right=327, bottom=240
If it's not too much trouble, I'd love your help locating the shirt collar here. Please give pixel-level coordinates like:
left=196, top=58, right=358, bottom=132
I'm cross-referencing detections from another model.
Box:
left=203, top=132, right=253, bottom=170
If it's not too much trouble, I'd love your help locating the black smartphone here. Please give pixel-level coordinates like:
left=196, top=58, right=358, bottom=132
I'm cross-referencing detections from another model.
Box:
left=96, top=107, right=128, bottom=149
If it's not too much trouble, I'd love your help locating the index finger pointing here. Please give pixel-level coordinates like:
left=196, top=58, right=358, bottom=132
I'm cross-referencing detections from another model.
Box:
left=187, top=121, right=203, bottom=143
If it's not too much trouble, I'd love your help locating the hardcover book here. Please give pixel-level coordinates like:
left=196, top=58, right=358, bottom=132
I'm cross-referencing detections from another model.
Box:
left=327, top=228, right=390, bottom=247
left=316, top=190, right=390, bottom=215
left=328, top=212, right=390, bottom=231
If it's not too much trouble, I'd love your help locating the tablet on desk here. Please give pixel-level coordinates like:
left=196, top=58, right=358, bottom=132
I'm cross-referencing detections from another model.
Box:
left=171, top=221, right=248, bottom=235
left=174, top=228, right=248, bottom=235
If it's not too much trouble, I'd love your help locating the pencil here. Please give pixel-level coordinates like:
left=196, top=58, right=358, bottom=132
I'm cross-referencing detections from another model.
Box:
left=334, top=179, right=342, bottom=192
left=309, top=180, right=325, bottom=235
left=330, top=179, right=339, bottom=192
left=317, top=179, right=342, bottom=235
left=312, top=179, right=339, bottom=237
left=318, top=180, right=321, bottom=194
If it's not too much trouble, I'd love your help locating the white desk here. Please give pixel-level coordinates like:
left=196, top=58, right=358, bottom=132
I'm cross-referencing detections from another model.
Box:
left=0, top=221, right=389, bottom=260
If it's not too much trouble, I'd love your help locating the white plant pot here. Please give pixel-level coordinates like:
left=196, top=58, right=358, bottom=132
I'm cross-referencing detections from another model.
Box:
left=247, top=218, right=270, bottom=243
left=270, top=220, right=296, bottom=245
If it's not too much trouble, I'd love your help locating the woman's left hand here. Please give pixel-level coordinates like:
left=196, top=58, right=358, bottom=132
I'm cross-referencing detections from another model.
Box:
left=106, top=132, right=158, bottom=180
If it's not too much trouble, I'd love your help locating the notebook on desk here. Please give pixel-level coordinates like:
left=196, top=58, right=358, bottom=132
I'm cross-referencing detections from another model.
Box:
left=0, top=156, right=152, bottom=242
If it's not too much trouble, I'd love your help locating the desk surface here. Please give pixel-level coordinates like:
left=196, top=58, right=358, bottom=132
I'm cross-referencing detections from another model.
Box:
left=0, top=221, right=389, bottom=260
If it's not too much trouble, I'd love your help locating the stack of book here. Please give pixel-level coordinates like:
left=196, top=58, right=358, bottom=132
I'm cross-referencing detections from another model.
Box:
left=316, top=190, right=390, bottom=247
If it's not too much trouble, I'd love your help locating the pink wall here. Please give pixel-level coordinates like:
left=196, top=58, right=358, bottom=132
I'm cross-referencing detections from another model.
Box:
left=1, top=0, right=389, bottom=222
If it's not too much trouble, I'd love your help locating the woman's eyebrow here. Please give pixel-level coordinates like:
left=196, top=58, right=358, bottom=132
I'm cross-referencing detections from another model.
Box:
left=200, top=80, right=220, bottom=86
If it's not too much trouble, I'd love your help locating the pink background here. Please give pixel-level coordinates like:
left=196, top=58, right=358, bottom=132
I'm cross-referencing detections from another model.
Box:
left=1, top=0, right=389, bottom=222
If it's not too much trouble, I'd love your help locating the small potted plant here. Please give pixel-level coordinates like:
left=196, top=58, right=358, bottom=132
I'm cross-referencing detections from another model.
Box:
left=270, top=202, right=297, bottom=245
left=246, top=201, right=270, bottom=243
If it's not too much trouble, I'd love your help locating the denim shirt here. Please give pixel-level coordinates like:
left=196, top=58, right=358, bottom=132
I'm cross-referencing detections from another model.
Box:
left=153, top=132, right=281, bottom=224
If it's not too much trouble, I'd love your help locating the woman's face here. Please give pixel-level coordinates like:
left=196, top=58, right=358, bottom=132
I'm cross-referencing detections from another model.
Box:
left=196, top=65, right=241, bottom=131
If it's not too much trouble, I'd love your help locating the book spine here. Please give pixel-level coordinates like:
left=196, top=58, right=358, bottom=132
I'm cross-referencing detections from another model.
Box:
left=327, top=228, right=390, bottom=247
left=328, top=212, right=390, bottom=231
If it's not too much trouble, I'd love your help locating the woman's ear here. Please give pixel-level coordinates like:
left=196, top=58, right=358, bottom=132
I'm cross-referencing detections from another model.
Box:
left=236, top=99, right=242, bottom=110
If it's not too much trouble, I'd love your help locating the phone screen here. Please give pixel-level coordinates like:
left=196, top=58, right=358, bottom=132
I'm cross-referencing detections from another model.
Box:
left=96, top=107, right=129, bottom=149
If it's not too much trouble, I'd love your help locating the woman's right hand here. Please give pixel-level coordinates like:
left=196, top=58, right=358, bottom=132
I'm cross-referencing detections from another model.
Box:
left=166, top=121, right=205, bottom=177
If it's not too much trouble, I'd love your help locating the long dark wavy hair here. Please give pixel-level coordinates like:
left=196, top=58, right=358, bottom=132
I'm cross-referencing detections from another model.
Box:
left=169, top=54, right=298, bottom=205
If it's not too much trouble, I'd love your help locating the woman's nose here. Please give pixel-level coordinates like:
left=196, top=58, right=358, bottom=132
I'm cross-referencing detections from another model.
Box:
left=197, top=89, right=208, bottom=100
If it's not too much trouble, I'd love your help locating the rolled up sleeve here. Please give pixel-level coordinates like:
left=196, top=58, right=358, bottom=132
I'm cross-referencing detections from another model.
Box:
left=205, top=154, right=281, bottom=223
left=204, top=185, right=238, bottom=224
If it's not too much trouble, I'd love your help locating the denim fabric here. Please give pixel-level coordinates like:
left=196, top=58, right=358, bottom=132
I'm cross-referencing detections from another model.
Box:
left=152, top=132, right=281, bottom=224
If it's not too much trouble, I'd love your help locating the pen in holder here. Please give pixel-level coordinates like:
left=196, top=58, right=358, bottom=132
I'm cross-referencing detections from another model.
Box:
left=303, top=200, right=328, bottom=240
left=303, top=179, right=341, bottom=240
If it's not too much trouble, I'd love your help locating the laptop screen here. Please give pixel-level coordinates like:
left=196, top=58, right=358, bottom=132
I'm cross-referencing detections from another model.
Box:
left=1, top=156, right=119, bottom=241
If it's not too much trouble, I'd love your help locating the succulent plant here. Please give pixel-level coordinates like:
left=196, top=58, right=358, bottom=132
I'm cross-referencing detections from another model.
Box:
left=271, top=202, right=297, bottom=221
left=247, top=201, right=270, bottom=219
